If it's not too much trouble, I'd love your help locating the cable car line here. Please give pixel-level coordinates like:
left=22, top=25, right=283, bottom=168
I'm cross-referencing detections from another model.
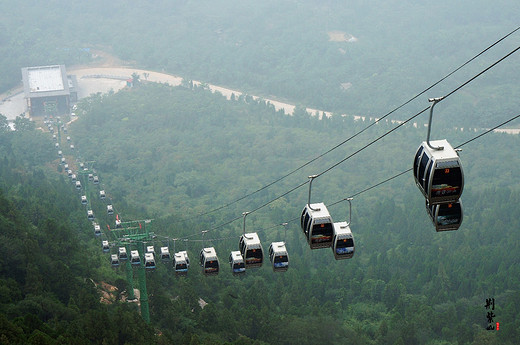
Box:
left=167, top=28, right=520, bottom=224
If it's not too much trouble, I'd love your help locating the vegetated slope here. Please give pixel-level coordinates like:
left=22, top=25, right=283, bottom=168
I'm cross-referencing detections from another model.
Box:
left=68, top=83, right=520, bottom=344
left=0, top=127, right=162, bottom=344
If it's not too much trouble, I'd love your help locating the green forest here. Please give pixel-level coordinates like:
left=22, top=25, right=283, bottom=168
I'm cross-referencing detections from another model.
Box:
left=1, top=1, right=520, bottom=344
left=1, top=80, right=520, bottom=344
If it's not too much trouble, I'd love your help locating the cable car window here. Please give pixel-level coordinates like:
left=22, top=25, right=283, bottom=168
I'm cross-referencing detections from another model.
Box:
left=431, top=166, right=462, bottom=198
left=413, top=146, right=424, bottom=179
left=336, top=238, right=354, bottom=248
left=274, top=255, right=288, bottom=263
left=176, top=263, right=187, bottom=270
left=436, top=202, right=462, bottom=226
left=245, top=249, right=262, bottom=260
left=311, top=223, right=333, bottom=243
left=205, top=260, right=219, bottom=269
left=418, top=154, right=429, bottom=184
left=423, top=160, right=433, bottom=191
left=233, top=262, right=245, bottom=270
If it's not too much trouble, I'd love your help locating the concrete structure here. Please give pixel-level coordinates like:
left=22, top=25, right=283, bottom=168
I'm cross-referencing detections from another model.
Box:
left=21, top=65, right=78, bottom=117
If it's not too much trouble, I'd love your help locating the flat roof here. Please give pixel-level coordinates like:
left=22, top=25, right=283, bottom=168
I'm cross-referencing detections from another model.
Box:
left=22, top=65, right=70, bottom=98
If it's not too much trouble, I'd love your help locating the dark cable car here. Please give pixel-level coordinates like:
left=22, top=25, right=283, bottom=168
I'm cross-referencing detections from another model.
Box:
left=268, top=242, right=289, bottom=272
left=199, top=247, right=219, bottom=276
left=229, top=250, right=246, bottom=275
left=426, top=199, right=463, bottom=232
left=332, top=198, right=355, bottom=260
left=413, top=98, right=463, bottom=204
left=174, top=252, right=189, bottom=275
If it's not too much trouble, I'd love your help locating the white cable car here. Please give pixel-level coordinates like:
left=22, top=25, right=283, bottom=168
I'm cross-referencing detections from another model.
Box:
left=60, top=157, right=66, bottom=165
left=80, top=163, right=85, bottom=169
left=174, top=252, right=189, bottom=275
left=55, top=142, right=59, bottom=148
left=160, top=247, right=171, bottom=261
left=268, top=242, right=289, bottom=272
left=111, top=254, right=119, bottom=267
left=67, top=170, right=73, bottom=178
left=146, top=246, right=155, bottom=255
left=70, top=144, right=74, bottom=150
left=88, top=173, right=93, bottom=181
left=58, top=150, right=62, bottom=157
left=413, top=98, right=464, bottom=205
left=144, top=253, right=156, bottom=270
left=179, top=250, right=190, bottom=267
left=75, top=181, right=81, bottom=190
left=102, top=240, right=110, bottom=253
left=115, top=219, right=122, bottom=228
left=87, top=210, right=95, bottom=221
left=332, top=198, right=355, bottom=260
left=99, top=190, right=106, bottom=199
left=239, top=233, right=263, bottom=268
left=229, top=251, right=245, bottom=275
left=300, top=203, right=334, bottom=249
left=107, top=204, right=114, bottom=215
left=71, top=174, right=77, bottom=182
left=94, top=223, right=101, bottom=236
left=199, top=247, right=219, bottom=276
left=81, top=195, right=87, bottom=205
left=426, top=199, right=463, bottom=232
left=130, top=250, right=140, bottom=265
left=52, top=134, right=57, bottom=141
left=66, top=136, right=71, bottom=142
left=93, top=176, right=99, bottom=184
left=64, top=164, right=69, bottom=170
left=118, top=247, right=128, bottom=261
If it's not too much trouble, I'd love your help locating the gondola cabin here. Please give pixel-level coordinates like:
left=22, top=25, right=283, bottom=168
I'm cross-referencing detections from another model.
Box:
left=147, top=246, right=155, bottom=255
left=66, top=136, right=71, bottom=142
left=70, top=144, right=75, bottom=150
left=75, top=181, right=81, bottom=190
left=107, top=205, right=114, bottom=215
left=174, top=252, right=189, bottom=275
left=55, top=142, right=59, bottom=148
left=53, top=134, right=57, bottom=141
left=94, top=224, right=101, bottom=236
left=160, top=247, right=171, bottom=261
left=144, top=253, right=156, bottom=270
left=199, top=247, right=219, bottom=276
left=60, top=157, right=66, bottom=165
left=64, top=164, right=69, bottom=170
left=239, top=233, right=263, bottom=268
left=93, top=176, right=99, bottom=184
left=268, top=242, right=289, bottom=272
left=229, top=251, right=246, bottom=275
left=88, top=174, right=93, bottom=181
left=67, top=170, right=73, bottom=177
left=332, top=222, right=355, bottom=260
left=58, top=150, right=62, bottom=157
left=87, top=210, right=95, bottom=221
left=111, top=254, right=119, bottom=267
left=300, top=203, right=334, bottom=249
left=99, top=190, right=106, bottom=199
left=71, top=174, right=76, bottom=182
left=102, top=240, right=110, bottom=253
left=130, top=250, right=141, bottom=265
left=115, top=219, right=121, bottom=228
left=81, top=195, right=87, bottom=205
left=118, top=247, right=128, bottom=261
left=413, top=140, right=463, bottom=204
left=179, top=251, right=190, bottom=267
left=426, top=200, right=463, bottom=232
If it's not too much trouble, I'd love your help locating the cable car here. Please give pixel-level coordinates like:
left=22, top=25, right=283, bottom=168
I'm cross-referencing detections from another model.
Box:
left=66, top=136, right=71, bottom=142
left=413, top=139, right=464, bottom=204
left=426, top=199, right=463, bottom=232
left=99, top=190, right=106, bottom=199
left=60, top=157, right=66, bottom=165
left=111, top=254, right=120, bottom=267
left=55, top=142, right=59, bottom=148
left=75, top=181, right=81, bottom=190
left=174, top=252, right=189, bottom=275
left=67, top=170, right=73, bottom=178
left=87, top=210, right=95, bottom=221
left=239, top=233, right=263, bottom=268
left=93, top=176, right=99, bottom=184
left=88, top=174, right=93, bottom=181
left=102, top=240, right=110, bottom=253
left=63, top=126, right=67, bottom=133
left=64, top=164, right=69, bottom=170
left=160, top=247, right=171, bottom=261
left=268, top=242, right=289, bottom=272
left=71, top=174, right=77, bottom=182
left=146, top=246, right=155, bottom=255
left=179, top=250, right=190, bottom=267
left=300, top=203, right=334, bottom=249
left=118, top=247, right=128, bottom=261
left=58, top=150, right=62, bottom=157
left=229, top=251, right=246, bottom=275
left=199, top=247, right=219, bottom=276
left=81, top=195, right=87, bottom=205
left=107, top=204, right=114, bottom=215
left=144, top=253, right=156, bottom=270
left=115, top=219, right=122, bottom=228
left=130, top=250, right=140, bottom=266
left=332, top=222, right=355, bottom=260
left=80, top=163, right=85, bottom=169
left=94, top=223, right=101, bottom=236
left=52, top=134, right=57, bottom=141
left=70, top=144, right=75, bottom=150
